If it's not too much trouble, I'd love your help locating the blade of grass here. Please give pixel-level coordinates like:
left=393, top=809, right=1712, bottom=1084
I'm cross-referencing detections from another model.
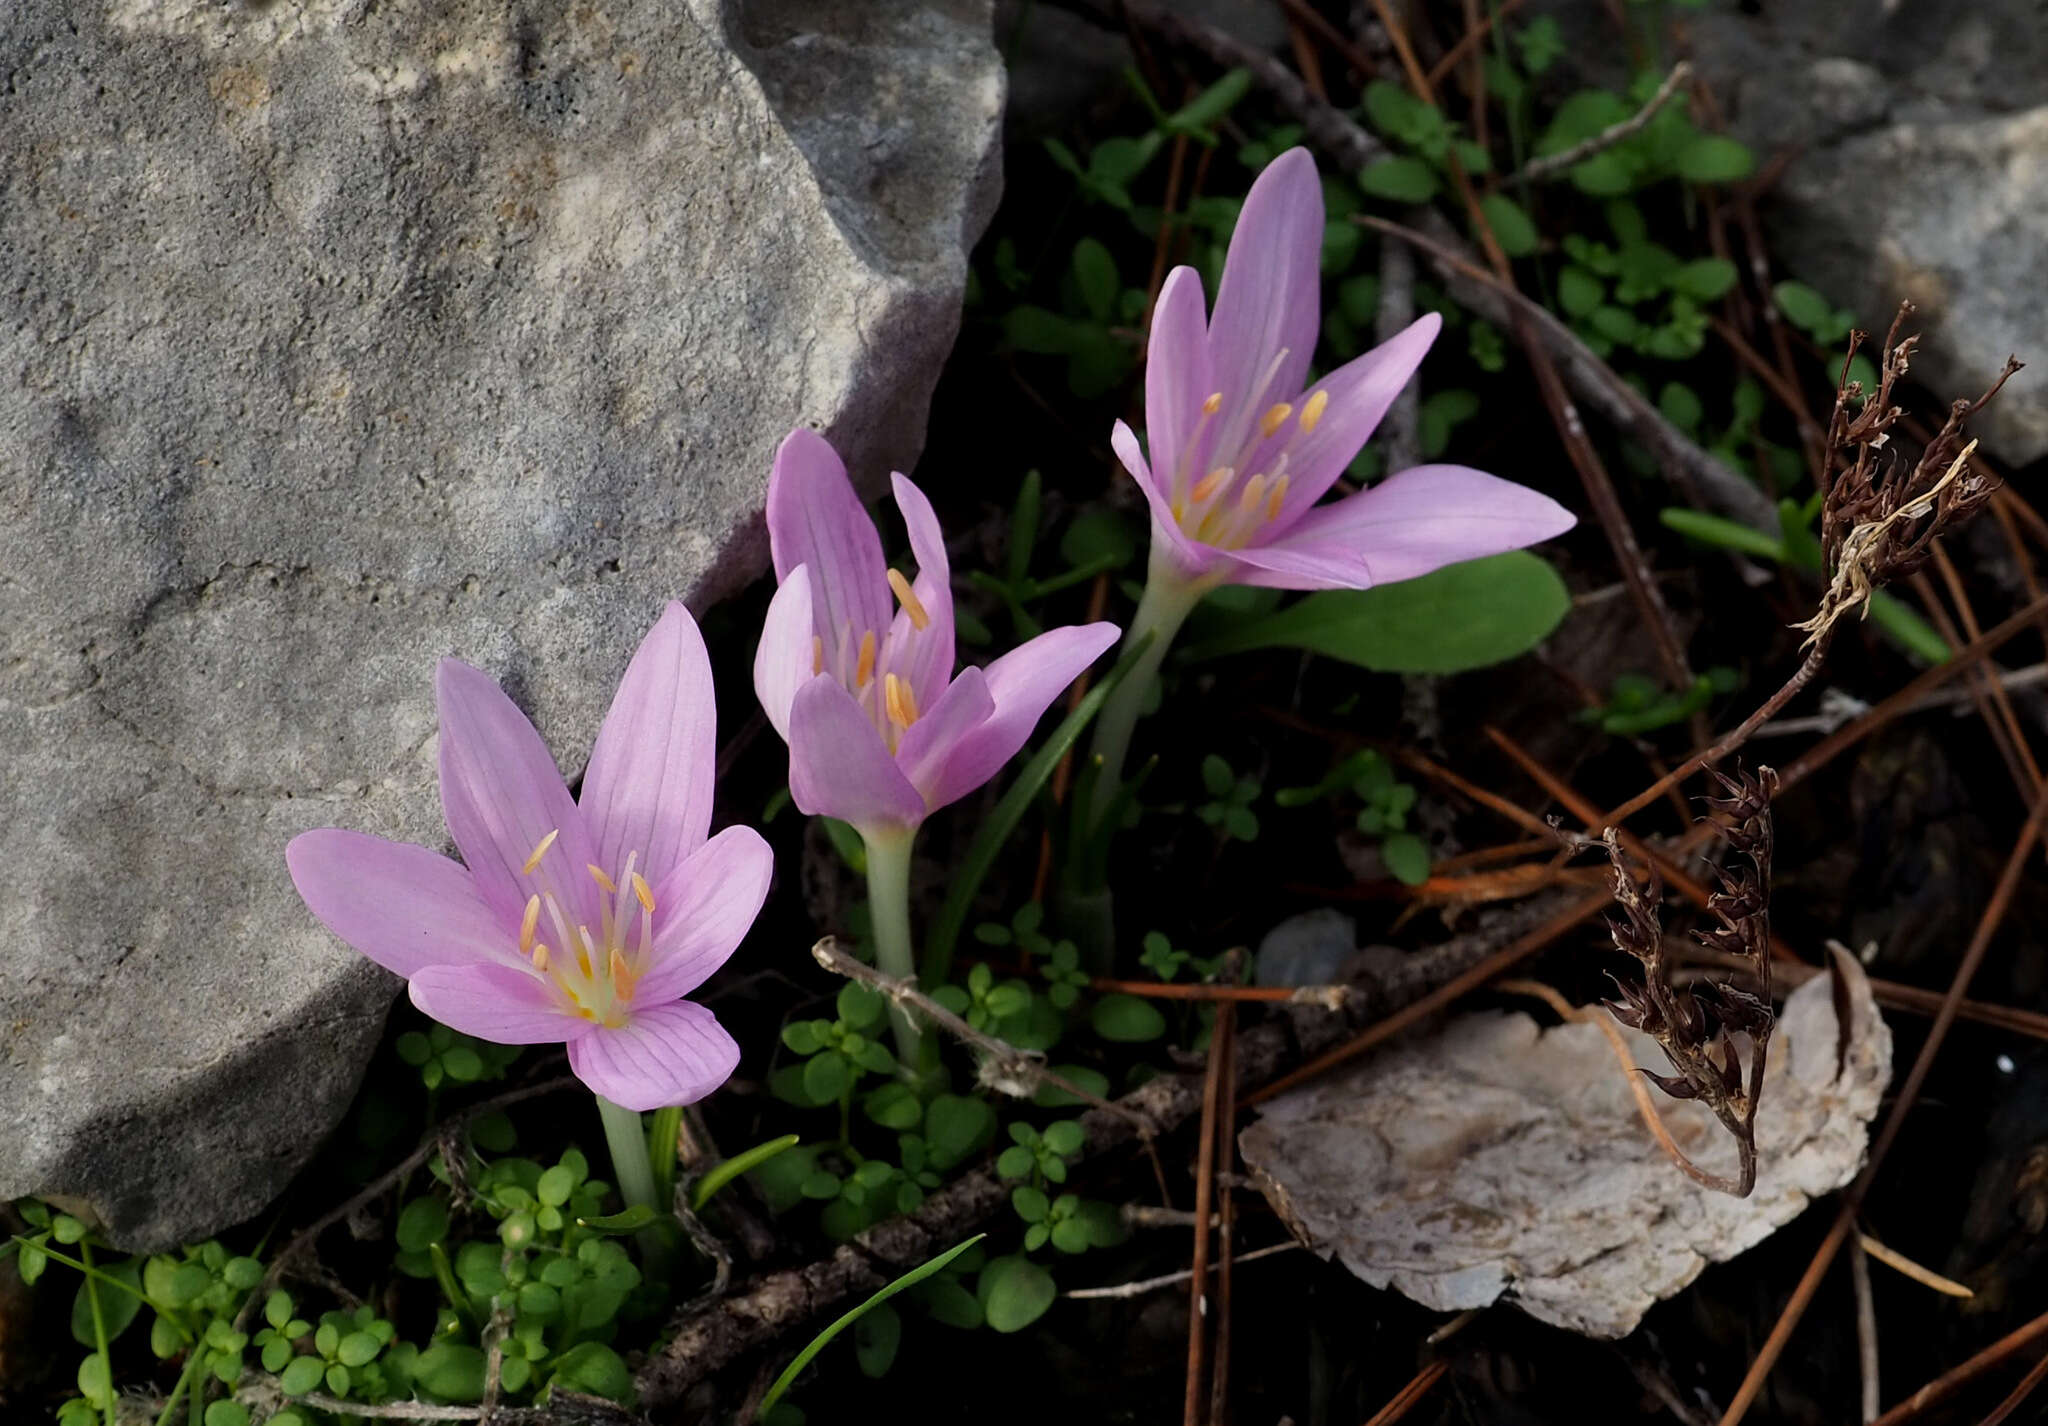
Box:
left=757, top=1234, right=987, bottom=1416
left=691, top=1135, right=801, bottom=1212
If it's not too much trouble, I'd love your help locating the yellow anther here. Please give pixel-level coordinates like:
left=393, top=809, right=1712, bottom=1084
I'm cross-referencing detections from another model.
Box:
left=1300, top=389, right=1329, bottom=434
left=1259, top=402, right=1294, bottom=438
left=609, top=947, right=634, bottom=1000
left=521, top=828, right=560, bottom=874
left=531, top=942, right=551, bottom=974
left=587, top=864, right=616, bottom=894
left=519, top=894, right=541, bottom=954
left=1266, top=474, right=1290, bottom=522
left=1201, top=391, right=1223, bottom=415
left=884, top=673, right=920, bottom=729
left=854, top=630, right=877, bottom=688
left=887, top=568, right=931, bottom=631
left=632, top=872, right=655, bottom=915
left=576, top=930, right=595, bottom=980
left=1238, top=472, right=1269, bottom=511
left=1171, top=496, right=1187, bottom=525
left=811, top=634, right=824, bottom=676
left=1189, top=466, right=1232, bottom=504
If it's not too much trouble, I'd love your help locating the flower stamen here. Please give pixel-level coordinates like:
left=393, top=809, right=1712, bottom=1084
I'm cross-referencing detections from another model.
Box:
left=812, top=634, right=824, bottom=676
left=884, top=672, right=920, bottom=730
left=632, top=872, right=655, bottom=915
left=1299, top=389, right=1328, bottom=433
left=887, top=569, right=931, bottom=631
left=521, top=828, right=560, bottom=874
left=519, top=894, right=541, bottom=954
left=1259, top=402, right=1294, bottom=438
left=587, top=863, right=616, bottom=894
left=1202, top=391, right=1223, bottom=415
left=1190, top=466, right=1232, bottom=505
left=855, top=630, right=877, bottom=688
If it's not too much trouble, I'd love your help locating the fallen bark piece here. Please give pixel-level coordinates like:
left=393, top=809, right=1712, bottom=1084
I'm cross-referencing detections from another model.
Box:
left=1241, top=954, right=1890, bottom=1338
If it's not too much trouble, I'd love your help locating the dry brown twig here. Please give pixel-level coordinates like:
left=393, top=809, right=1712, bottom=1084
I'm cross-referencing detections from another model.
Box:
left=1599, top=309, right=2020, bottom=833
left=1601, top=766, right=1778, bottom=1196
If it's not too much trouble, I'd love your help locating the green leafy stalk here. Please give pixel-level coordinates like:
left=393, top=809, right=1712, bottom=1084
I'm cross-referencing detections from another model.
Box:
left=81, top=1240, right=115, bottom=1426
left=862, top=826, right=923, bottom=1067
left=758, top=1235, right=987, bottom=1415
left=595, top=1096, right=668, bottom=1263
left=1082, top=570, right=1202, bottom=837
left=921, top=633, right=1151, bottom=988
left=646, top=1104, right=684, bottom=1214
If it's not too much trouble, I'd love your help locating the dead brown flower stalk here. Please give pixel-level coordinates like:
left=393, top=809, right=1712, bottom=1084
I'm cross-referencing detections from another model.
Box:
left=1601, top=766, right=1777, bottom=1196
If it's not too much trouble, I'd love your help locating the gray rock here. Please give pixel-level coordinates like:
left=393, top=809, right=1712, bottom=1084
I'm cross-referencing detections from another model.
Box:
left=0, top=0, right=1001, bottom=1250
left=1532, top=0, right=2048, bottom=463
left=1254, top=908, right=1357, bottom=988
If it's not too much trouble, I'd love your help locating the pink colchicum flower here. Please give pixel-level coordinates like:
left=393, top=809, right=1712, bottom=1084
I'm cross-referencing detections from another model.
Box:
left=287, top=604, right=770, bottom=1113
left=753, top=430, right=1119, bottom=837
left=1112, top=146, right=1575, bottom=593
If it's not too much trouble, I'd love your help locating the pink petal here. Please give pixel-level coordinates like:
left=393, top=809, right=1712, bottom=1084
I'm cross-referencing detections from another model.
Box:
left=436, top=659, right=599, bottom=925
left=408, top=961, right=591, bottom=1044
left=914, top=622, right=1120, bottom=814
left=567, top=1000, right=741, bottom=1111
left=1144, top=265, right=1220, bottom=503
left=1113, top=419, right=1217, bottom=583
left=287, top=829, right=512, bottom=977
left=786, top=674, right=927, bottom=831
left=579, top=602, right=716, bottom=888
left=894, top=665, right=996, bottom=808
left=1207, top=148, right=1323, bottom=437
left=1224, top=464, right=1576, bottom=590
left=635, top=826, right=775, bottom=1003
left=766, top=430, right=892, bottom=655
left=754, top=563, right=816, bottom=741
left=881, top=473, right=956, bottom=712
left=1261, top=313, right=1441, bottom=528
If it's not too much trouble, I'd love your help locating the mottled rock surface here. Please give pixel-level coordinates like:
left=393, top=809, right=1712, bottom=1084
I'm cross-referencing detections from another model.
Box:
left=1242, top=956, right=1889, bottom=1337
left=0, top=0, right=1001, bottom=1249
left=1536, top=0, right=2048, bottom=463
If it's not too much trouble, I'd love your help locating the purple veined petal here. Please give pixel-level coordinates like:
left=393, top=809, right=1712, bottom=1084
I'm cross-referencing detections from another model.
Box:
left=785, top=673, right=927, bottom=831
left=754, top=562, right=816, bottom=742
left=893, top=665, right=996, bottom=808
left=1207, top=148, right=1323, bottom=440
left=1113, top=419, right=1220, bottom=583
left=408, top=961, right=594, bottom=1045
left=1223, top=464, right=1577, bottom=590
left=635, top=826, right=775, bottom=1003
left=287, top=829, right=512, bottom=978
left=766, top=430, right=892, bottom=657
left=436, top=658, right=600, bottom=926
left=880, top=473, right=956, bottom=713
left=1255, top=313, right=1442, bottom=532
left=913, top=621, right=1120, bottom=815
left=580, top=602, right=716, bottom=889
left=1145, top=266, right=1221, bottom=503
left=567, top=999, right=741, bottom=1111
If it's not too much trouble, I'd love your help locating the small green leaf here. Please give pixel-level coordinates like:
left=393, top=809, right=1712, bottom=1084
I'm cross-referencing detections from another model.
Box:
left=1672, top=256, right=1738, bottom=300
left=863, top=1083, right=923, bottom=1131
left=1033, top=1065, right=1111, bottom=1109
left=1041, top=1120, right=1085, bottom=1157
left=1358, top=156, right=1440, bottom=203
left=1380, top=832, right=1432, bottom=886
left=549, top=1342, right=633, bottom=1401
left=1658, top=382, right=1703, bottom=435
left=803, top=1051, right=852, bottom=1103
left=536, top=1165, right=575, bottom=1208
left=396, top=1197, right=450, bottom=1253
left=1478, top=194, right=1538, bottom=257
left=1012, top=1185, right=1051, bottom=1223
left=1677, top=134, right=1755, bottom=184
left=1071, top=239, right=1119, bottom=323
left=1091, top=994, right=1167, bottom=1043
left=836, top=982, right=887, bottom=1032
left=855, top=1300, right=902, bottom=1378
left=337, top=1330, right=381, bottom=1368
left=414, top=1342, right=488, bottom=1403
left=1660, top=507, right=1785, bottom=561
left=278, top=1356, right=326, bottom=1396
left=204, top=1402, right=250, bottom=1426
left=980, top=1255, right=1058, bottom=1333
left=1558, top=266, right=1604, bottom=317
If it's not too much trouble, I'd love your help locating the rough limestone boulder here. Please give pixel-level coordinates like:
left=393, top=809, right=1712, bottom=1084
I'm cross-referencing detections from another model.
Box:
left=0, top=0, right=1001, bottom=1249
left=1535, top=0, right=2048, bottom=463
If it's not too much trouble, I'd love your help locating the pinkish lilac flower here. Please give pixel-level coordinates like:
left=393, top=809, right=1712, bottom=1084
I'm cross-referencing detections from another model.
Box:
left=1112, top=146, right=1576, bottom=594
left=287, top=603, right=770, bottom=1113
left=752, top=429, right=1119, bottom=839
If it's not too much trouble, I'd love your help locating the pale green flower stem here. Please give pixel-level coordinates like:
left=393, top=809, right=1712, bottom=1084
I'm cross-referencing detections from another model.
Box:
left=861, top=824, right=924, bottom=1067
left=596, top=1095, right=662, bottom=1247
left=1083, top=560, right=1206, bottom=835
